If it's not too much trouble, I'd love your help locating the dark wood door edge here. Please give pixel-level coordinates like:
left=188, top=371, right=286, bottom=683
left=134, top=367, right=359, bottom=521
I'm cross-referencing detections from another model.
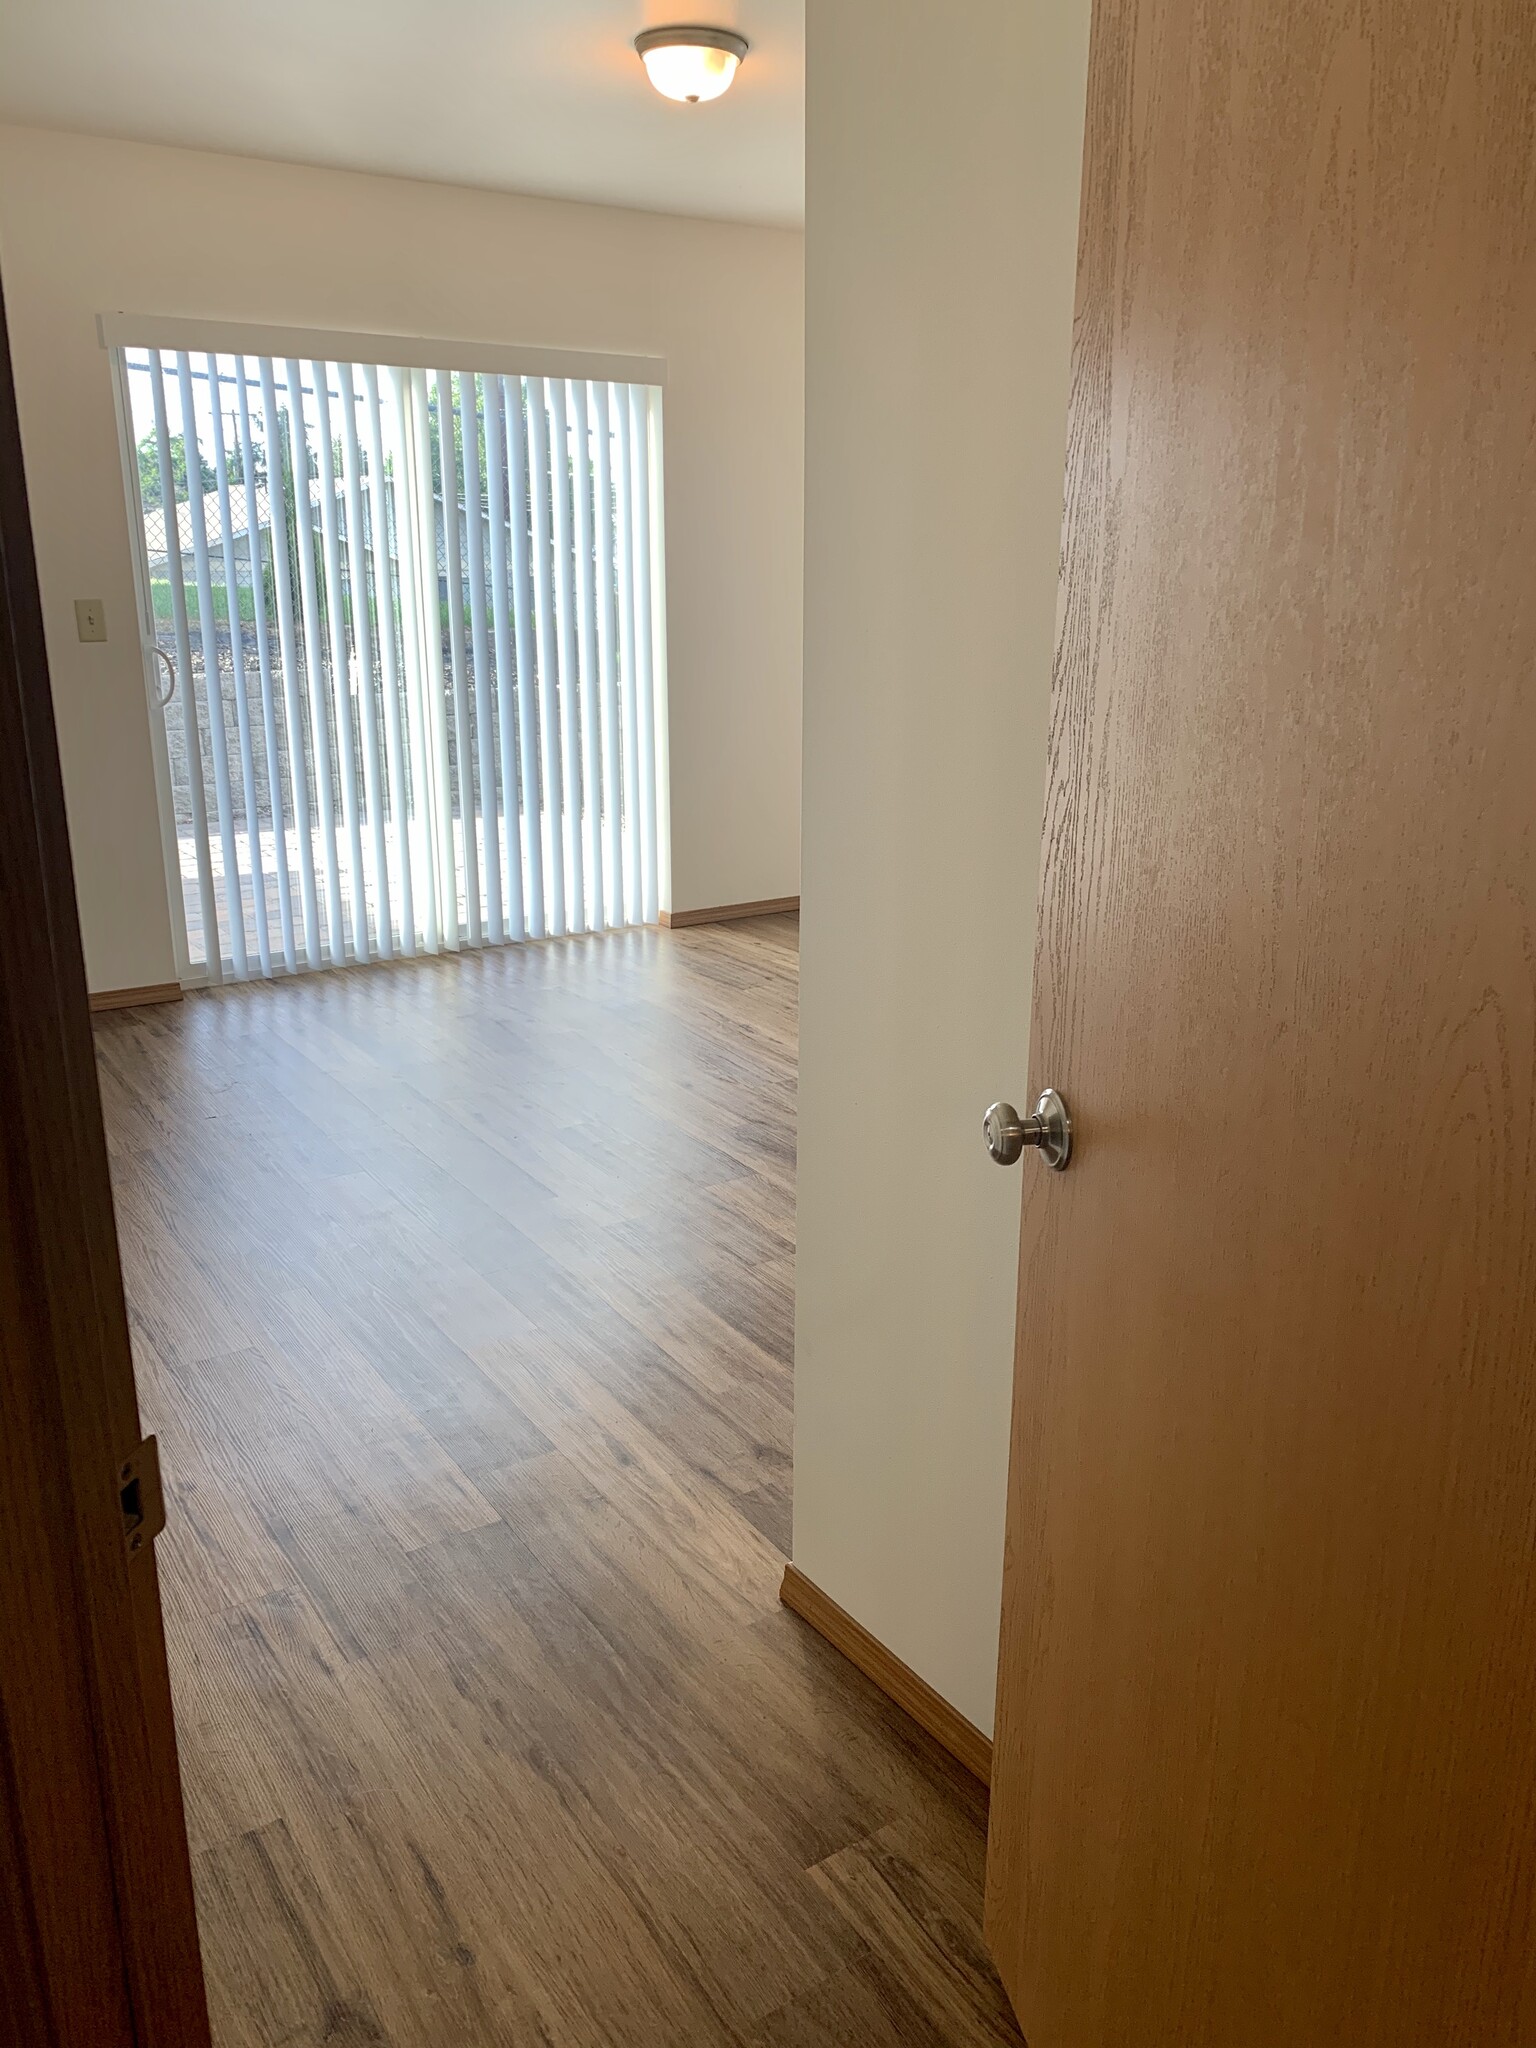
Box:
left=0, top=270, right=210, bottom=2046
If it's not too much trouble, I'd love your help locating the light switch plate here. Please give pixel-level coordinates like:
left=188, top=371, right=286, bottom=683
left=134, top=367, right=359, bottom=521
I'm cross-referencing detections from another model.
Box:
left=74, top=597, right=107, bottom=643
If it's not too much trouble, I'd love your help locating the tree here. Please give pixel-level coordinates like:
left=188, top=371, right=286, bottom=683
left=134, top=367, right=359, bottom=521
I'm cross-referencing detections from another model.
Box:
left=224, top=426, right=267, bottom=489
left=138, top=431, right=216, bottom=510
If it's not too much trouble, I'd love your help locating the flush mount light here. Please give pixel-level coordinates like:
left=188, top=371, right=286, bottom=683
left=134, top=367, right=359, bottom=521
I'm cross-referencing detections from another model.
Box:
left=635, top=25, right=749, bottom=104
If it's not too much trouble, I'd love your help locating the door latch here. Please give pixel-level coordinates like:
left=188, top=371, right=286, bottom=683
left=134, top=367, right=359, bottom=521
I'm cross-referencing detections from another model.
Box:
left=118, top=1437, right=166, bottom=1559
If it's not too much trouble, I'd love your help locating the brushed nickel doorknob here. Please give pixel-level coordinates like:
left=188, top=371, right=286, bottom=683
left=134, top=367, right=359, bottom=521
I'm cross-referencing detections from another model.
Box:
left=983, top=1089, right=1072, bottom=1171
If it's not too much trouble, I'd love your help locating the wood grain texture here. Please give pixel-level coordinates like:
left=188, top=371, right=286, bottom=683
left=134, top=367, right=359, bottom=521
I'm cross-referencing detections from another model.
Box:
left=986, top=1, right=1536, bottom=2042
left=97, top=916, right=1024, bottom=2048
left=661, top=896, right=801, bottom=928
left=90, top=981, right=183, bottom=1014
left=0, top=272, right=209, bottom=2047
left=780, top=1567, right=993, bottom=1785
left=0, top=1004, right=134, bottom=2048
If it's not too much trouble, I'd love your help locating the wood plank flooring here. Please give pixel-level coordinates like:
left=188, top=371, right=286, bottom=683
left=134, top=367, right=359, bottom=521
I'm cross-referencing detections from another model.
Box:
left=94, top=918, right=1022, bottom=2047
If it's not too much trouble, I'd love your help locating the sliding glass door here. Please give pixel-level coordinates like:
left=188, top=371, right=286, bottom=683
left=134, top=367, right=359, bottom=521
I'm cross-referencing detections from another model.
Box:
left=115, top=341, right=665, bottom=984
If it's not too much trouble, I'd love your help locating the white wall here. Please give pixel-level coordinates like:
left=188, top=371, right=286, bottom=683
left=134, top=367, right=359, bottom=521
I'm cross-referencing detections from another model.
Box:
left=793, top=0, right=1090, bottom=1733
left=0, top=127, right=804, bottom=992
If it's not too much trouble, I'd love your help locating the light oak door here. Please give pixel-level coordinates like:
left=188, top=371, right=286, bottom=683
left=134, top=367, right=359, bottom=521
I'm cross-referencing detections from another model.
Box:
left=985, top=0, right=1536, bottom=2042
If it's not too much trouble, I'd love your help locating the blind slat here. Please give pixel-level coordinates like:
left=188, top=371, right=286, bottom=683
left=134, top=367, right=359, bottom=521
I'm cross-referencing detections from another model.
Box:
left=205, top=354, right=271, bottom=976
left=461, top=372, right=503, bottom=944
left=148, top=351, right=222, bottom=981
left=482, top=375, right=527, bottom=943
left=547, top=377, right=586, bottom=931
left=629, top=384, right=660, bottom=928
left=337, top=362, right=394, bottom=961
left=405, top=366, right=453, bottom=952
left=175, top=351, right=248, bottom=977
left=388, top=366, right=438, bottom=952
left=591, top=382, right=624, bottom=931
left=312, top=363, right=372, bottom=963
left=233, top=355, right=297, bottom=973
left=363, top=364, right=417, bottom=957
left=259, top=357, right=321, bottom=969
left=437, top=368, right=482, bottom=948
left=525, top=378, right=567, bottom=935
left=612, top=386, right=643, bottom=928
left=503, top=376, right=547, bottom=939
left=283, top=357, right=347, bottom=966
left=570, top=382, right=605, bottom=930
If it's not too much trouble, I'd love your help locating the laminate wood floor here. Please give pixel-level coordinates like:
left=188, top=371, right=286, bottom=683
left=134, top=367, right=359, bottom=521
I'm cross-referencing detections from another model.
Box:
left=95, top=918, right=1022, bottom=2048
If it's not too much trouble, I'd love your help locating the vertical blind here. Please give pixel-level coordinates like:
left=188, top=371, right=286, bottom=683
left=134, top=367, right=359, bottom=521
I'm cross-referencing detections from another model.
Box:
left=122, top=346, right=665, bottom=983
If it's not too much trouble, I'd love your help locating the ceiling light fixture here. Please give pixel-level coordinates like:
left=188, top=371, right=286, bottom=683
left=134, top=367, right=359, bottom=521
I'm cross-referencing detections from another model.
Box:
left=634, top=25, right=749, bottom=104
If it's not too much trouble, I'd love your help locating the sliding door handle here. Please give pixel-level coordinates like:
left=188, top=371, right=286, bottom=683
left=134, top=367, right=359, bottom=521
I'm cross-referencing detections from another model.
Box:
left=149, top=644, right=176, bottom=708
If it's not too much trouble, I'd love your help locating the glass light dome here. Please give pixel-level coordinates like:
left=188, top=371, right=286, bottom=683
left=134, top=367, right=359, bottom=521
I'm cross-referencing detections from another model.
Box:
left=635, top=27, right=749, bottom=104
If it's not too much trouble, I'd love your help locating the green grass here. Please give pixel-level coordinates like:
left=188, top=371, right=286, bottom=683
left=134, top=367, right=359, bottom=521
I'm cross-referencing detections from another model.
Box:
left=150, top=578, right=465, bottom=639
left=150, top=580, right=259, bottom=626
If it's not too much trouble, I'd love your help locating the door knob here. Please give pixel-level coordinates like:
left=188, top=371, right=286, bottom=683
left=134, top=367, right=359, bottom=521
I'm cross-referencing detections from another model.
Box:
left=983, top=1089, right=1072, bottom=1171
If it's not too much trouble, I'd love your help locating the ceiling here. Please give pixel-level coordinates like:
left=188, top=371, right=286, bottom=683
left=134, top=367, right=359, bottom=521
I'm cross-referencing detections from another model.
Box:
left=0, top=0, right=804, bottom=226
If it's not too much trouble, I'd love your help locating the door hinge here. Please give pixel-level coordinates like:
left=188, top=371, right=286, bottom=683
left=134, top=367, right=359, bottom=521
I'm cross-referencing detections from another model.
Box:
left=118, top=1436, right=165, bottom=1559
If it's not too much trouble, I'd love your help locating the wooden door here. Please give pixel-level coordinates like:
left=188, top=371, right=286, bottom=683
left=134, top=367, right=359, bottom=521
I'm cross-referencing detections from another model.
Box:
left=0, top=273, right=210, bottom=2046
left=985, top=0, right=1536, bottom=2041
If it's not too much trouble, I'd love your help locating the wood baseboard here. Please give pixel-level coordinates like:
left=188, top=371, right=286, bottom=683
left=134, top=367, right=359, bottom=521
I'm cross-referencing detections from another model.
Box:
left=779, top=1564, right=992, bottom=1786
left=661, top=896, right=799, bottom=929
left=88, top=982, right=182, bottom=1015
